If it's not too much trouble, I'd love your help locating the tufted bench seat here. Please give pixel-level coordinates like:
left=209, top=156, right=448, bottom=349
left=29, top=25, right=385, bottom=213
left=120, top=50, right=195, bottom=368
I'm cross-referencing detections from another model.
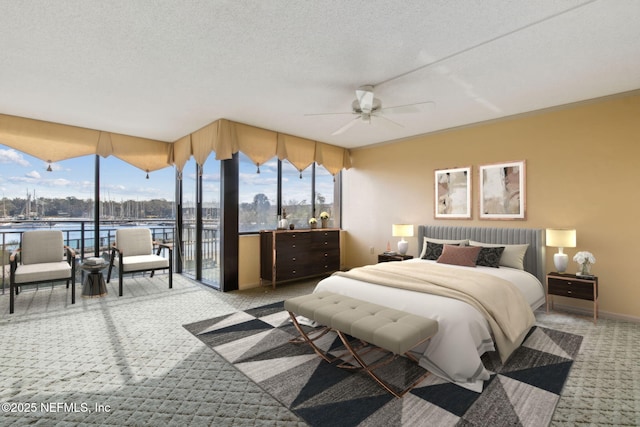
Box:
left=285, top=291, right=438, bottom=397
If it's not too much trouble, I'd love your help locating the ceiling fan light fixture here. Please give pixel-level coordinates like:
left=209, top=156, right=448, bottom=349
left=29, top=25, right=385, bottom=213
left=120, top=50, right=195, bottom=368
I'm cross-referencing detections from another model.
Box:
left=311, top=84, right=434, bottom=136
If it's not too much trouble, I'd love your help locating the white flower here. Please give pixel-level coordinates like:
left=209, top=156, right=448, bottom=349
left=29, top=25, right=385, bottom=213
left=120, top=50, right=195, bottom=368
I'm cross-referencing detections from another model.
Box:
left=319, top=211, right=330, bottom=220
left=308, top=217, right=317, bottom=224
left=573, top=251, right=596, bottom=265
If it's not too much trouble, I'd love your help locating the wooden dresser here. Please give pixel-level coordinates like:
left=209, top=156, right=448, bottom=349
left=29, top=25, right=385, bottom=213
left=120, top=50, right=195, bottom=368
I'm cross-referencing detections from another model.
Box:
left=260, top=229, right=340, bottom=288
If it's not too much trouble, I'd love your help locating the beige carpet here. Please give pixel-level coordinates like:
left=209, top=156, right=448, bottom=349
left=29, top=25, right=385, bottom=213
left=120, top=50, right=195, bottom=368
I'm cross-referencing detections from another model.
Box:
left=1, top=274, right=639, bottom=426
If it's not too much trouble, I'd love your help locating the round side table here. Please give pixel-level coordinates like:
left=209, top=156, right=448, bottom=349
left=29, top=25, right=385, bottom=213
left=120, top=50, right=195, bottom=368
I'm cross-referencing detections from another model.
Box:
left=81, top=258, right=108, bottom=298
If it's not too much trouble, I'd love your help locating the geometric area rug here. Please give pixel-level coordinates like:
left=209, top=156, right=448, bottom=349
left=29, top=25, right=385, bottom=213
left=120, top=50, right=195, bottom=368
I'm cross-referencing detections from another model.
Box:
left=184, top=301, right=582, bottom=427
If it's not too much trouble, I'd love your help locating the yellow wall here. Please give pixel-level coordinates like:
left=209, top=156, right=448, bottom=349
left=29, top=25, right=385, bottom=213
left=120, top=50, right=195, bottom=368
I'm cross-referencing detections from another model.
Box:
left=342, top=92, right=640, bottom=319
left=239, top=234, right=260, bottom=289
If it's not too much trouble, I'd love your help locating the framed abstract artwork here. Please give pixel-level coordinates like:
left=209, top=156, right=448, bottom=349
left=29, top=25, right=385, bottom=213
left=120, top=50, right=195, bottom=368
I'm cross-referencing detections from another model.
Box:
left=479, top=160, right=526, bottom=220
left=435, top=166, right=472, bottom=219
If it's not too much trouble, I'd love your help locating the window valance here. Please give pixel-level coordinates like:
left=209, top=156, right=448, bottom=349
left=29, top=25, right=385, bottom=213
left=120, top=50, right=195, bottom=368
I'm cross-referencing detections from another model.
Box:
left=183, top=119, right=351, bottom=175
left=277, top=133, right=316, bottom=176
left=0, top=114, right=351, bottom=176
left=0, top=114, right=98, bottom=162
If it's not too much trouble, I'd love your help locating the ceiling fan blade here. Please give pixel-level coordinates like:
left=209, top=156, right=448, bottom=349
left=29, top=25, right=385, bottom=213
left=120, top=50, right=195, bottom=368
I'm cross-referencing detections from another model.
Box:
left=331, top=116, right=361, bottom=135
left=374, top=114, right=404, bottom=129
left=304, top=111, right=354, bottom=117
left=379, top=101, right=435, bottom=115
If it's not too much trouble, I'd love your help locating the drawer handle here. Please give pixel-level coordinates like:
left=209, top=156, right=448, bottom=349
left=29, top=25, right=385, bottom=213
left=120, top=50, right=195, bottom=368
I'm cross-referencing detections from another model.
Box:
left=324, top=241, right=328, bottom=245
left=324, top=253, right=328, bottom=257
left=292, top=257, right=296, bottom=261
left=567, top=281, right=572, bottom=285
left=567, top=290, right=572, bottom=294
left=292, top=244, right=296, bottom=248
left=292, top=270, right=296, bottom=274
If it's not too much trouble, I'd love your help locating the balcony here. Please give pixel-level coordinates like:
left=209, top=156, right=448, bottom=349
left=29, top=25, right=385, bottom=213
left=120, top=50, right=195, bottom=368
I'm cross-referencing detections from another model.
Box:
left=0, top=219, right=214, bottom=295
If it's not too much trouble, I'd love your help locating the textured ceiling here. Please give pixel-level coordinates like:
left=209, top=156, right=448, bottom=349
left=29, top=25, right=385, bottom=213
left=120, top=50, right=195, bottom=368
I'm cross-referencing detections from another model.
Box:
left=1, top=0, right=639, bottom=149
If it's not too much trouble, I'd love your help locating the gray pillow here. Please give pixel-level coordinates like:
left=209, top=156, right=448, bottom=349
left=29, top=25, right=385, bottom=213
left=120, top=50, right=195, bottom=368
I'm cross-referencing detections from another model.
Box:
left=469, top=240, right=528, bottom=270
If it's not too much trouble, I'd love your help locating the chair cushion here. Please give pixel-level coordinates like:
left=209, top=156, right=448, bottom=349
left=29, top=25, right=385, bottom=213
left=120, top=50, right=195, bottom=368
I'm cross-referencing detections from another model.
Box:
left=122, top=255, right=169, bottom=272
left=14, top=261, right=71, bottom=283
left=116, top=228, right=153, bottom=257
left=21, top=230, right=65, bottom=265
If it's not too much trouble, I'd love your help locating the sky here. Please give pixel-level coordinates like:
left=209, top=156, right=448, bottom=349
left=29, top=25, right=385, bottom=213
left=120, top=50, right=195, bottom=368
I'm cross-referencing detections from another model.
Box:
left=0, top=145, right=334, bottom=207
left=0, top=145, right=176, bottom=202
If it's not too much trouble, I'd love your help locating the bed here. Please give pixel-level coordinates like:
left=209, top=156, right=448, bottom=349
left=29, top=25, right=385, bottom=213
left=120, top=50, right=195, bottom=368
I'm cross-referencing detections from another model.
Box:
left=313, top=225, right=546, bottom=392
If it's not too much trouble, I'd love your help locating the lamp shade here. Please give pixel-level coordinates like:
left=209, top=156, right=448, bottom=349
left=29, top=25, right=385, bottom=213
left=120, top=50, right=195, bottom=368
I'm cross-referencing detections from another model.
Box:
left=546, top=228, right=576, bottom=273
left=392, top=224, right=414, bottom=238
left=545, top=229, right=577, bottom=248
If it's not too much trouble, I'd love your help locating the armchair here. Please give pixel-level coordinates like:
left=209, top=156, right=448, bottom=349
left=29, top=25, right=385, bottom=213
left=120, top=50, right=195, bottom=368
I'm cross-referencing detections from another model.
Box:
left=9, top=230, right=76, bottom=314
left=107, top=228, right=172, bottom=296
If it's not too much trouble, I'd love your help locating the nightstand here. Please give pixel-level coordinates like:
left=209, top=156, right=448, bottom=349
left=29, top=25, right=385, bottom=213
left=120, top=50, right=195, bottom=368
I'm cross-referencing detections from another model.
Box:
left=546, top=272, right=598, bottom=323
left=378, top=253, right=413, bottom=263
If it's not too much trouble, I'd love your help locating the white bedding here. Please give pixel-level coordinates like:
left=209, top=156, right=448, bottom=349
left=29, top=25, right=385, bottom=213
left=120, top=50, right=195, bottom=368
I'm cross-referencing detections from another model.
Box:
left=313, top=258, right=545, bottom=392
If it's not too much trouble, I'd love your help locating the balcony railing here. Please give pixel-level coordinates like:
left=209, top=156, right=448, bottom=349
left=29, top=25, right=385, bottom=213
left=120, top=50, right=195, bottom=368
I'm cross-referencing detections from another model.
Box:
left=1, top=219, right=176, bottom=293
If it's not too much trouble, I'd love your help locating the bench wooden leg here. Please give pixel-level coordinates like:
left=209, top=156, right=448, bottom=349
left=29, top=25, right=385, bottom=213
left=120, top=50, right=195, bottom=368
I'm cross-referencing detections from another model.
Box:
left=336, top=330, right=431, bottom=398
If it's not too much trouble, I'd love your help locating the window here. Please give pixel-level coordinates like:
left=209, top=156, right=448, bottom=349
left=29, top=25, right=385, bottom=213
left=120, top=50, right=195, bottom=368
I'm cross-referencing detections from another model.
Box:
left=314, top=164, right=337, bottom=227
left=100, top=156, right=175, bottom=221
left=201, top=156, right=221, bottom=286
left=281, top=160, right=312, bottom=229
left=238, top=153, right=278, bottom=233
left=180, top=158, right=198, bottom=278
left=237, top=152, right=340, bottom=233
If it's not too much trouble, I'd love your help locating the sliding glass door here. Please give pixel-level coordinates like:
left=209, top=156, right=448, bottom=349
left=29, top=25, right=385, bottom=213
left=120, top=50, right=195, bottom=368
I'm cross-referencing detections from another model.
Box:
left=201, top=156, right=221, bottom=286
left=179, top=157, right=220, bottom=288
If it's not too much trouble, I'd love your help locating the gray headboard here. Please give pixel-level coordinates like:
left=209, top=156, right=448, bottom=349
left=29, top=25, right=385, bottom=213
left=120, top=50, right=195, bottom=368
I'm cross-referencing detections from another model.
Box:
left=417, top=225, right=546, bottom=283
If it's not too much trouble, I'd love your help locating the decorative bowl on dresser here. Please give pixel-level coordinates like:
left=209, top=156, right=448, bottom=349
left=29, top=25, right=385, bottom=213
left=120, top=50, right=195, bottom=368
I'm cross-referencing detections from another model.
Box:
left=259, top=229, right=340, bottom=288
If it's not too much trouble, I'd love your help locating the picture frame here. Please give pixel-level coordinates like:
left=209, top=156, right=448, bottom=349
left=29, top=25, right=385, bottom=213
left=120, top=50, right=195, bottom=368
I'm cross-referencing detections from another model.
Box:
left=435, top=166, right=472, bottom=219
left=479, top=160, right=526, bottom=220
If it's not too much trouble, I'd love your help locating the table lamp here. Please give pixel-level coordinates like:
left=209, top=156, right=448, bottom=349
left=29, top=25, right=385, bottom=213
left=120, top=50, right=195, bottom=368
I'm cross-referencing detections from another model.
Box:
left=546, top=228, right=576, bottom=273
left=392, top=224, right=414, bottom=255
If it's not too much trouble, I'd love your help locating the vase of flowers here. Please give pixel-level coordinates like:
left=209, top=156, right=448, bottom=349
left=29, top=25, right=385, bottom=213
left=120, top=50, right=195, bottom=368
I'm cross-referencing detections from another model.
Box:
left=308, top=217, right=317, bottom=229
left=573, top=251, right=596, bottom=276
left=278, top=208, right=289, bottom=230
left=320, top=211, right=330, bottom=228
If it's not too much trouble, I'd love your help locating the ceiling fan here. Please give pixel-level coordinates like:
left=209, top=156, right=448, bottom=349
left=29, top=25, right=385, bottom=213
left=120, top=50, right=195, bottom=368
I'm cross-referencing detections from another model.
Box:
left=306, top=85, right=435, bottom=135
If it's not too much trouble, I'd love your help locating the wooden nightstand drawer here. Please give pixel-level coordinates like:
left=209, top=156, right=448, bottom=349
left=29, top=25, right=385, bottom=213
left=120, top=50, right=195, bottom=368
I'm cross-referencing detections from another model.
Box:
left=548, top=277, right=596, bottom=301
left=546, top=273, right=599, bottom=323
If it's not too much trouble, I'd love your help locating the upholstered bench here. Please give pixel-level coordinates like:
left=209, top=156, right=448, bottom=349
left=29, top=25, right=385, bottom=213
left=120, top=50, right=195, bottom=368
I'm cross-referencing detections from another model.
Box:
left=285, top=291, right=438, bottom=397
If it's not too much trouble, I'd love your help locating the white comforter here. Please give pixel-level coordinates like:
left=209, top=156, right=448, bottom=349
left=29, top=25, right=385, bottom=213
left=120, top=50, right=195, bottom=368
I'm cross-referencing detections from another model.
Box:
left=313, top=259, right=545, bottom=392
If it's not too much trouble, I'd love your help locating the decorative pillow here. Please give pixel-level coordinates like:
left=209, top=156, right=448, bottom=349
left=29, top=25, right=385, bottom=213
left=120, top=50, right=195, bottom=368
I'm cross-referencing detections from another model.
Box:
left=469, top=241, right=529, bottom=270
left=421, top=242, right=444, bottom=260
left=419, top=237, right=469, bottom=258
left=476, top=246, right=505, bottom=268
left=436, top=245, right=481, bottom=267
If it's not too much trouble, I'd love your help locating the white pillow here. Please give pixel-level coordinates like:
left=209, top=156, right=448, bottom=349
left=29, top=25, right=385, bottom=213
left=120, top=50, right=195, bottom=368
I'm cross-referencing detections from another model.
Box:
left=469, top=240, right=529, bottom=270
left=419, top=237, right=469, bottom=258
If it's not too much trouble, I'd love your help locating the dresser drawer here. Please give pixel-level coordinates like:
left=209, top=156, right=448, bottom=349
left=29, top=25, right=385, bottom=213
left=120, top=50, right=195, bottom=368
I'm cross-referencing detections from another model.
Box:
left=548, top=277, right=596, bottom=301
left=275, top=232, right=311, bottom=254
left=311, top=230, right=340, bottom=249
left=275, top=263, right=311, bottom=281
